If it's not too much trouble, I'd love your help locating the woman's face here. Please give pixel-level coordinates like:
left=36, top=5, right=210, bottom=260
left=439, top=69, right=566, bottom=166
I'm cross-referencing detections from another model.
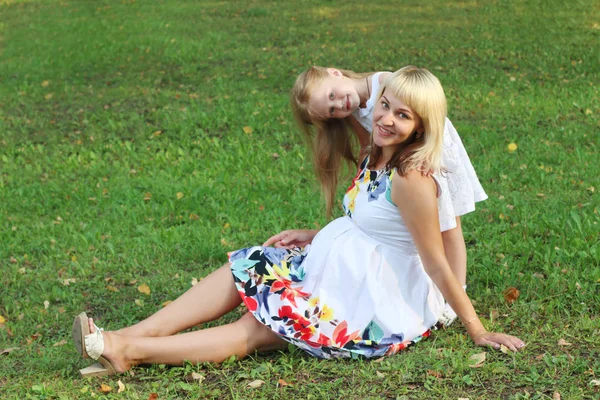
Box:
left=308, top=71, right=360, bottom=120
left=372, top=91, right=423, bottom=150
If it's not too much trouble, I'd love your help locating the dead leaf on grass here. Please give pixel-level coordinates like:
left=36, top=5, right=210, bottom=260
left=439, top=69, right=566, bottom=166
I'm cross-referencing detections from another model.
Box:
left=553, top=392, right=561, bottom=400
left=0, top=315, right=5, bottom=324
left=376, top=370, right=385, bottom=378
left=138, top=283, right=151, bottom=295
left=191, top=277, right=199, bottom=286
left=117, top=380, right=126, bottom=393
left=106, top=285, right=119, bottom=292
left=469, top=352, right=486, bottom=368
left=191, top=372, right=205, bottom=383
left=277, top=378, right=292, bottom=387
left=590, top=379, right=600, bottom=386
left=502, top=287, right=520, bottom=304
left=148, top=393, right=158, bottom=400
left=247, top=379, right=265, bottom=388
left=53, top=339, right=67, bottom=347
left=557, top=338, right=572, bottom=346
left=1, top=347, right=18, bottom=355
left=99, top=383, right=112, bottom=393
left=499, top=344, right=509, bottom=354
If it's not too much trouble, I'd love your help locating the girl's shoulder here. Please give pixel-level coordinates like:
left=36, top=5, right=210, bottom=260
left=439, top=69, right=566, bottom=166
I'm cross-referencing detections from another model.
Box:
left=376, top=71, right=392, bottom=85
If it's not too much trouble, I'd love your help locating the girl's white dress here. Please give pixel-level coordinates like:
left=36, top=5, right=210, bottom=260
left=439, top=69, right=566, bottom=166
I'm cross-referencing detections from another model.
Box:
left=229, top=158, right=444, bottom=359
left=352, top=72, right=488, bottom=231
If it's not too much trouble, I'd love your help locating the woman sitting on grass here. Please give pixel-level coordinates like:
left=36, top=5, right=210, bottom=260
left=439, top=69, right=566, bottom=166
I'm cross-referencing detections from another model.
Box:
left=72, top=66, right=524, bottom=377
left=290, top=66, right=489, bottom=324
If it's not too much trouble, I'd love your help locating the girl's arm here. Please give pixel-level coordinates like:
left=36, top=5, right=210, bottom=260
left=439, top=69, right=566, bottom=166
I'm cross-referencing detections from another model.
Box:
left=262, top=229, right=319, bottom=248
left=392, top=171, right=525, bottom=351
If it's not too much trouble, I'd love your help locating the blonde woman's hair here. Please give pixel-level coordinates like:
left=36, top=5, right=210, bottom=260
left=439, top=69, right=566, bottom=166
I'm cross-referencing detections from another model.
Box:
left=290, top=66, right=371, bottom=217
left=368, top=66, right=447, bottom=176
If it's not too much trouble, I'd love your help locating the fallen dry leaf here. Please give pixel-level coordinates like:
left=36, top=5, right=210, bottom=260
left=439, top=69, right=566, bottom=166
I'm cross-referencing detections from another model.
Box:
left=590, top=379, right=600, bottom=386
left=0, top=315, right=5, bottom=324
left=373, top=356, right=385, bottom=363
left=191, top=372, right=205, bottom=383
left=138, top=283, right=151, bottom=295
left=191, top=278, right=199, bottom=286
left=53, top=339, right=67, bottom=347
left=376, top=370, right=385, bottom=378
left=117, top=380, right=126, bottom=393
left=162, top=300, right=173, bottom=308
left=99, top=383, right=112, bottom=393
left=502, top=287, right=520, bottom=304
left=62, top=278, right=77, bottom=286
left=557, top=338, right=572, bottom=346
left=247, top=379, right=265, bottom=389
left=243, top=126, right=253, bottom=134
left=106, top=285, right=119, bottom=292
left=469, top=352, right=486, bottom=368
left=553, top=392, right=561, bottom=400
left=44, top=300, right=50, bottom=309
left=277, top=378, right=292, bottom=387
left=1, top=347, right=18, bottom=355
left=148, top=393, right=158, bottom=400
left=507, top=143, right=518, bottom=152
left=134, top=299, right=144, bottom=307
left=499, top=344, right=509, bottom=354
left=176, top=192, right=184, bottom=200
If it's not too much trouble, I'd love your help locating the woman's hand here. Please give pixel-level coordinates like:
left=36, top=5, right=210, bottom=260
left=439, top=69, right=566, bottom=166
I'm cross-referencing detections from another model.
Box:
left=472, top=330, right=526, bottom=352
left=262, top=229, right=318, bottom=249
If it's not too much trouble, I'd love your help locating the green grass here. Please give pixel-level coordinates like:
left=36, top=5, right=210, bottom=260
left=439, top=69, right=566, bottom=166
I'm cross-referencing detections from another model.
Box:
left=0, top=0, right=599, bottom=398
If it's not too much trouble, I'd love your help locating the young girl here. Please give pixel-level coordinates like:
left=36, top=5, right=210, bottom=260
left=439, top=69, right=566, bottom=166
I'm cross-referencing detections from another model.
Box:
left=291, top=66, right=488, bottom=324
left=72, top=67, right=524, bottom=377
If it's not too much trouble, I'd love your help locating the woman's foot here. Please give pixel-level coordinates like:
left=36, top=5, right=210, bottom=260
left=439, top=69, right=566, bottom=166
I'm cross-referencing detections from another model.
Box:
left=87, top=318, right=134, bottom=373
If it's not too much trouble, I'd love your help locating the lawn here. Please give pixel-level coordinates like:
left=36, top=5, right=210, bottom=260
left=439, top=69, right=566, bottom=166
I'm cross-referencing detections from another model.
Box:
left=0, top=0, right=598, bottom=399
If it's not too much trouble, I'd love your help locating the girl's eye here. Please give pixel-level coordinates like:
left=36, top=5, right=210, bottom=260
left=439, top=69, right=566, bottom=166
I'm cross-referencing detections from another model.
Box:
left=381, top=101, right=389, bottom=109
left=329, top=92, right=334, bottom=100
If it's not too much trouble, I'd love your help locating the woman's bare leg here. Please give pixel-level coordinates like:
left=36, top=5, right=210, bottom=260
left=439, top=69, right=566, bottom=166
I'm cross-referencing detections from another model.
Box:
left=92, top=313, right=287, bottom=372
left=441, top=217, right=467, bottom=286
left=115, top=263, right=241, bottom=337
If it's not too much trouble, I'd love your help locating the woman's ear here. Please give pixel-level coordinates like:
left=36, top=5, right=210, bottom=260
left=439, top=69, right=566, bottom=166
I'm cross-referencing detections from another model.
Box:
left=326, top=68, right=342, bottom=77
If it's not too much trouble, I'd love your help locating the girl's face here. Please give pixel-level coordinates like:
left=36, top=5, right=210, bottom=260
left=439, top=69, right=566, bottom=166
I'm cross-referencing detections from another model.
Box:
left=308, top=70, right=360, bottom=120
left=372, top=91, right=423, bottom=150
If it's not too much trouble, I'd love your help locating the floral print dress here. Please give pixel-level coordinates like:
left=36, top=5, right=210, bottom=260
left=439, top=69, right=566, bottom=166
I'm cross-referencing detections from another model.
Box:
left=228, top=157, right=445, bottom=359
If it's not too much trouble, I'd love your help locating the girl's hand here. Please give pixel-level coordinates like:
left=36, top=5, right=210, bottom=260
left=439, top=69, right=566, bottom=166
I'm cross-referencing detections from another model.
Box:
left=472, top=331, right=526, bottom=352
left=262, top=229, right=318, bottom=249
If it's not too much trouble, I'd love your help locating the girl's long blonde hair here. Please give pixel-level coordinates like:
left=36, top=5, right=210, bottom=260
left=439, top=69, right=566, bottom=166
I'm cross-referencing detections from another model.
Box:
left=368, top=66, right=447, bottom=176
left=290, top=66, right=371, bottom=217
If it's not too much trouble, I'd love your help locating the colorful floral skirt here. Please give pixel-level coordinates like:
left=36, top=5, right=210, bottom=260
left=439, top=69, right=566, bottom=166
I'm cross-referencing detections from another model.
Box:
left=228, top=217, right=443, bottom=359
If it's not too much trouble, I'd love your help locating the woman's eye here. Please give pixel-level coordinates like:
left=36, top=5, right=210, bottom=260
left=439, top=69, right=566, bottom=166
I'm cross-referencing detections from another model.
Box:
left=398, top=112, right=407, bottom=119
left=381, top=101, right=389, bottom=109
left=329, top=92, right=334, bottom=100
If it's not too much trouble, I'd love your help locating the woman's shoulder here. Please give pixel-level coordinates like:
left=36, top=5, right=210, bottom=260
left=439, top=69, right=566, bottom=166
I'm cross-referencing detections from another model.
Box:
left=391, top=169, right=439, bottom=200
